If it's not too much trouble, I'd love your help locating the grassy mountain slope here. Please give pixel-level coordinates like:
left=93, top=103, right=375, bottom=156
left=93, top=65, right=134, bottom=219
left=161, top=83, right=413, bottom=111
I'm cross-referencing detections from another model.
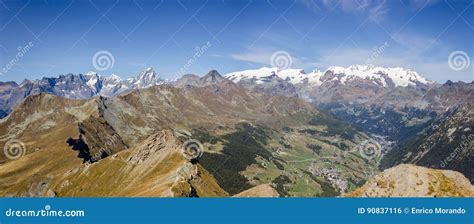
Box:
left=0, top=82, right=379, bottom=197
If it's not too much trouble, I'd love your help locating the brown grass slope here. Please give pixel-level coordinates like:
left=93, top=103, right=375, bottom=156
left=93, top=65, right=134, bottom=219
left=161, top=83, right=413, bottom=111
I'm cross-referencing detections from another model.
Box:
left=0, top=93, right=95, bottom=196
left=51, top=129, right=228, bottom=197
left=345, top=164, right=474, bottom=197
left=233, top=184, right=279, bottom=197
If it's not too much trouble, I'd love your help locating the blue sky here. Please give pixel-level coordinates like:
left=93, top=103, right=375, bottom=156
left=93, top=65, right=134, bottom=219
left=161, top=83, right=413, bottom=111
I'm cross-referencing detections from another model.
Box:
left=0, top=0, right=472, bottom=83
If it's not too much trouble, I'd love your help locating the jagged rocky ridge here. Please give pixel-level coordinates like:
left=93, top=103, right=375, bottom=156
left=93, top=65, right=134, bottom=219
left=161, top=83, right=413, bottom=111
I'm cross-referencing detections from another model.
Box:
left=0, top=68, right=163, bottom=118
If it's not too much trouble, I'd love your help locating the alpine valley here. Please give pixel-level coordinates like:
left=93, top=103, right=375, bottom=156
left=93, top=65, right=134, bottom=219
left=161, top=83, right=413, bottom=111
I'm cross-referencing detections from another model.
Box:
left=0, top=65, right=472, bottom=197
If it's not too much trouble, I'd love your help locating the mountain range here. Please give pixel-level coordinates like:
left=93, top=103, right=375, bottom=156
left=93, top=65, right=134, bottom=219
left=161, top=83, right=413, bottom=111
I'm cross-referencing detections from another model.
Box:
left=0, top=67, right=163, bottom=117
left=223, top=66, right=473, bottom=183
left=0, top=65, right=472, bottom=197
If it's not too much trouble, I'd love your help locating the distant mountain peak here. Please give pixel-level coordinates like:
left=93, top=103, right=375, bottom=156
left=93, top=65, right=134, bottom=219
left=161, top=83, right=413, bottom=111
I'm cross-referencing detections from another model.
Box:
left=324, top=64, right=434, bottom=87
left=444, top=80, right=454, bottom=85
left=226, top=64, right=435, bottom=88
left=137, top=67, right=157, bottom=79
left=108, top=74, right=122, bottom=81
left=85, top=71, right=98, bottom=77
left=206, top=69, right=220, bottom=75
left=202, top=70, right=224, bottom=83
left=0, top=81, right=18, bottom=87
left=19, top=79, right=31, bottom=86
left=129, top=67, right=163, bottom=89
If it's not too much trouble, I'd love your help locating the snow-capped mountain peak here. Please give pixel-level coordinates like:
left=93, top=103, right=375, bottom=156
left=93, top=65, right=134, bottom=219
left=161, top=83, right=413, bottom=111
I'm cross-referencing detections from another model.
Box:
left=225, top=65, right=434, bottom=88
left=226, top=67, right=324, bottom=86
left=278, top=69, right=324, bottom=86
left=130, top=67, right=163, bottom=88
left=325, top=64, right=434, bottom=87
left=225, top=67, right=278, bottom=83
left=107, top=74, right=122, bottom=82
left=85, top=71, right=100, bottom=91
left=85, top=71, right=98, bottom=78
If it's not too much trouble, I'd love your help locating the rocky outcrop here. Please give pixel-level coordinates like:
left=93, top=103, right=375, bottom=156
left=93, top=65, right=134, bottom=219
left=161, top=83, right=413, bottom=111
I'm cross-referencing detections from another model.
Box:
left=345, top=164, right=474, bottom=197
left=43, top=130, right=229, bottom=197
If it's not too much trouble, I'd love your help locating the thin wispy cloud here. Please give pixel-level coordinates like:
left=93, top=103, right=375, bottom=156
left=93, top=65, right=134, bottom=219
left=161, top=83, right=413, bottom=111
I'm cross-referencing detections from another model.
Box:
left=231, top=51, right=270, bottom=65
left=298, top=0, right=389, bottom=22
left=392, top=32, right=441, bottom=53
left=298, top=0, right=443, bottom=22
left=231, top=48, right=317, bottom=70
